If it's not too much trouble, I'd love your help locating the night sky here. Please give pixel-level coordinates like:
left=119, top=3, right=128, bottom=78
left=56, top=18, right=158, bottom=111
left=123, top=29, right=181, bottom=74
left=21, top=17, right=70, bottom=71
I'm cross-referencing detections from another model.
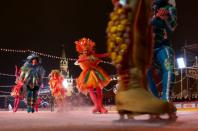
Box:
left=0, top=0, right=198, bottom=86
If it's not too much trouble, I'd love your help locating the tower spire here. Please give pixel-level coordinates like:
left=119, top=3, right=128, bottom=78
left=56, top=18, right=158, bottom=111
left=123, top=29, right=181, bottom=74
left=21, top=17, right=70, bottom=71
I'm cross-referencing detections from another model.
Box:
left=61, top=44, right=66, bottom=58
left=60, top=45, right=69, bottom=77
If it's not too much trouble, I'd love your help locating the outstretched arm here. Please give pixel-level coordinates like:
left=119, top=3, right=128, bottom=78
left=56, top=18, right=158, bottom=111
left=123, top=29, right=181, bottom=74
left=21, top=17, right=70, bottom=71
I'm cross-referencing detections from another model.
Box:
left=77, top=57, right=90, bottom=63
left=77, top=54, right=103, bottom=63
left=94, top=53, right=109, bottom=58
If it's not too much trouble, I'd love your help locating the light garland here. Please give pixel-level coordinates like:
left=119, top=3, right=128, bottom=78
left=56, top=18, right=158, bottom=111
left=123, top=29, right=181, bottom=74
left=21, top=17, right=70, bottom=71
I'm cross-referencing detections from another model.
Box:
left=0, top=48, right=114, bottom=65
left=0, top=73, right=16, bottom=77
left=0, top=48, right=69, bottom=60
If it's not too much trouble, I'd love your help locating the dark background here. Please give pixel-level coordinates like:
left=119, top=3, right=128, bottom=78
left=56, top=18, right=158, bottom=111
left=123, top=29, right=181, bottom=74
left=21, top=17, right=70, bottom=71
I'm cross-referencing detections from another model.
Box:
left=0, top=0, right=198, bottom=85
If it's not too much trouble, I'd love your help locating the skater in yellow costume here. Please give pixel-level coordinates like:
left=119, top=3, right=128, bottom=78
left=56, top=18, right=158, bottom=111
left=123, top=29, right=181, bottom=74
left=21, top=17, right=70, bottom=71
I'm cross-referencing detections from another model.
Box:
left=75, top=37, right=111, bottom=113
left=106, top=0, right=177, bottom=119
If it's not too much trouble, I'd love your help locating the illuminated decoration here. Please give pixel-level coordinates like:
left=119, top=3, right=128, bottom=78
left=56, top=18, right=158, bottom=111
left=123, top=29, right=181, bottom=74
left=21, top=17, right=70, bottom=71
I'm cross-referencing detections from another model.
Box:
left=177, top=57, right=186, bottom=69
left=0, top=72, right=15, bottom=77
left=62, top=79, right=73, bottom=97
left=0, top=48, right=70, bottom=60
left=177, top=57, right=186, bottom=97
left=62, top=79, right=69, bottom=89
left=60, top=45, right=74, bottom=97
left=0, top=48, right=113, bottom=65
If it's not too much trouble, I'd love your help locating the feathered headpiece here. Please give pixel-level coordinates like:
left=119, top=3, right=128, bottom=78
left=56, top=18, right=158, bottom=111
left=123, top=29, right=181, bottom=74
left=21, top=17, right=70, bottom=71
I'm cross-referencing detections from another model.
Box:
left=75, top=37, right=95, bottom=53
left=24, top=53, right=42, bottom=65
left=49, top=69, right=60, bottom=77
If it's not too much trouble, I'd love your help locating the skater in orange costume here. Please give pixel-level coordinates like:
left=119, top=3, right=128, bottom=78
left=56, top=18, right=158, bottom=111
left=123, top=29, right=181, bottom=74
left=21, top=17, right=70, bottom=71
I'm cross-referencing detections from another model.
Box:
left=75, top=37, right=111, bottom=113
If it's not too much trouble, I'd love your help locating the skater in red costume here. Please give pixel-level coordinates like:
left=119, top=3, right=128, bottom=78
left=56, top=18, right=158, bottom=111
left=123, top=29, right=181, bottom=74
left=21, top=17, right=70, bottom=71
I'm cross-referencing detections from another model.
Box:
left=11, top=66, right=24, bottom=112
left=49, top=70, right=66, bottom=112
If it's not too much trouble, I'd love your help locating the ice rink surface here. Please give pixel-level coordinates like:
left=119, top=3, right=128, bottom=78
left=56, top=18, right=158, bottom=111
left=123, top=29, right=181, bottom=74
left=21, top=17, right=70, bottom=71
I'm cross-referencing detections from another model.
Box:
left=0, top=107, right=198, bottom=131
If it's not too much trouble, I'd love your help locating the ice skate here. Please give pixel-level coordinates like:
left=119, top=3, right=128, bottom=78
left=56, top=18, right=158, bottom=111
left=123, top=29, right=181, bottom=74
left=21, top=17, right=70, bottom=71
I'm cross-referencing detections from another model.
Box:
left=116, top=69, right=176, bottom=121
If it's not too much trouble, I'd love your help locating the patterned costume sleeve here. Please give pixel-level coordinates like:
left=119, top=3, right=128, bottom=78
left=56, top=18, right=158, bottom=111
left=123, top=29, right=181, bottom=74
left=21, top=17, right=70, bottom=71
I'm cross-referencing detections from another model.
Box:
left=19, top=66, right=29, bottom=82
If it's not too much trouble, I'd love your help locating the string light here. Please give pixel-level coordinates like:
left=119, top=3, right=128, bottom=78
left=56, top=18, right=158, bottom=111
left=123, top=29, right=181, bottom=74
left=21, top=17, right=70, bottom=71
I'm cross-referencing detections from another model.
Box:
left=0, top=73, right=16, bottom=77
left=0, top=48, right=114, bottom=65
left=0, top=48, right=75, bottom=61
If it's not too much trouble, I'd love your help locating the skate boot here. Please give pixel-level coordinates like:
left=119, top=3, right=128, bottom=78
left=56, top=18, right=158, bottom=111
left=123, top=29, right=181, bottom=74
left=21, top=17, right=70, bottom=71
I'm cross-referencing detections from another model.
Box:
left=13, top=97, right=20, bottom=112
left=89, top=89, right=100, bottom=113
left=96, top=88, right=108, bottom=114
left=31, top=107, right=35, bottom=113
left=27, top=106, right=31, bottom=113
left=116, top=68, right=176, bottom=120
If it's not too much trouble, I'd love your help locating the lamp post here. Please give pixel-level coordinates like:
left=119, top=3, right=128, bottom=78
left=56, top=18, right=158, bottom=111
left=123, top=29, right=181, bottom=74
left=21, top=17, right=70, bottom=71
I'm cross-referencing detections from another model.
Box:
left=177, top=57, right=186, bottom=98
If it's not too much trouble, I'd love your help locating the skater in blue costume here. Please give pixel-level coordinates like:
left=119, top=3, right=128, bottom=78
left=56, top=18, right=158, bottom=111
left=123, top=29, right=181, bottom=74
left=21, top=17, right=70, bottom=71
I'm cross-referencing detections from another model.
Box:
left=18, top=53, right=45, bottom=113
left=147, top=0, right=177, bottom=101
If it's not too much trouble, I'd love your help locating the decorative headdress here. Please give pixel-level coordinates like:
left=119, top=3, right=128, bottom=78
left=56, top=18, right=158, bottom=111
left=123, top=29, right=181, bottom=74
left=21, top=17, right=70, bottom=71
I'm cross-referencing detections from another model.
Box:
left=49, top=69, right=60, bottom=77
left=75, top=37, right=95, bottom=53
left=23, top=53, right=42, bottom=66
